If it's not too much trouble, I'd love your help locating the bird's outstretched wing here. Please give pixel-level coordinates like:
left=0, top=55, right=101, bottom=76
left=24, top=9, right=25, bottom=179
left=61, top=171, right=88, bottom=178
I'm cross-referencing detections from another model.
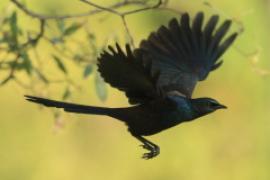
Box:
left=98, top=12, right=237, bottom=103
left=139, top=12, right=238, bottom=97
left=97, top=44, right=160, bottom=104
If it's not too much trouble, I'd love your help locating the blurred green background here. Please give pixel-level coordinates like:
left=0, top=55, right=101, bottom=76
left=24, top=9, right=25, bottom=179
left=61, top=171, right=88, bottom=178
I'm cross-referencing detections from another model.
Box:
left=1, top=0, right=270, bottom=180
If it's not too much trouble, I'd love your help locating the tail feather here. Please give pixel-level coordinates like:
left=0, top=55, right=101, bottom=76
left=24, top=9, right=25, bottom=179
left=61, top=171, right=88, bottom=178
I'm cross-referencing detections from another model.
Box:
left=25, top=95, right=111, bottom=115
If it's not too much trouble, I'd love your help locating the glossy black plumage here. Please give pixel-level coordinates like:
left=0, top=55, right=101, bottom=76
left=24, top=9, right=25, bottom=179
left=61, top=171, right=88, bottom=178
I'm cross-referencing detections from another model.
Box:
left=25, top=12, right=237, bottom=159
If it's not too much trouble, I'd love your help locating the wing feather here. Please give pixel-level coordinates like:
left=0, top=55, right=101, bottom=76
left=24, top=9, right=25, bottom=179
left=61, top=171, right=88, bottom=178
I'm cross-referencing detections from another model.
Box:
left=98, top=12, right=237, bottom=103
left=139, top=12, right=237, bottom=97
left=97, top=44, right=158, bottom=104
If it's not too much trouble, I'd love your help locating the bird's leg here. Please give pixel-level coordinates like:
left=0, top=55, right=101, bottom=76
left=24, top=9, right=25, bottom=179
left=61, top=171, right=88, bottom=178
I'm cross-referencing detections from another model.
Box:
left=133, top=135, right=160, bottom=160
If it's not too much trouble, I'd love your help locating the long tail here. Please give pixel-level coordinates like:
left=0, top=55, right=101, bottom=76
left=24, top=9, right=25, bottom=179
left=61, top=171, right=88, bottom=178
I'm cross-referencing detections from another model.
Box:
left=25, top=95, right=112, bottom=115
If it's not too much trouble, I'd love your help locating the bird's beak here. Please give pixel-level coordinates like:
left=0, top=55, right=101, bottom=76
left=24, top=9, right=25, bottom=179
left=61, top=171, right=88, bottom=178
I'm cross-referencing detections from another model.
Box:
left=217, top=104, right=227, bottom=109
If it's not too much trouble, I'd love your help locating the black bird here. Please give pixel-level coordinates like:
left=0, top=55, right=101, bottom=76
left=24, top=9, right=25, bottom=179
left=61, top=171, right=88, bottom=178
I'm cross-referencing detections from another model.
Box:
left=25, top=12, right=237, bottom=159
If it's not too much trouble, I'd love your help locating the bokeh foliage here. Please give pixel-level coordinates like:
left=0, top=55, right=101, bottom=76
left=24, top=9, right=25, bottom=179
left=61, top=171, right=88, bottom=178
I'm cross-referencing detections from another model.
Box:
left=0, top=0, right=171, bottom=102
left=0, top=0, right=270, bottom=180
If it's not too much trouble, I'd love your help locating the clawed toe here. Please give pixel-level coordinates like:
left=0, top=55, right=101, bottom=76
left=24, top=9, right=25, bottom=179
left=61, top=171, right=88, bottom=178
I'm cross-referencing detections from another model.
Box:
left=142, top=150, right=159, bottom=160
left=142, top=152, right=154, bottom=159
left=141, top=147, right=160, bottom=160
left=134, top=135, right=160, bottom=160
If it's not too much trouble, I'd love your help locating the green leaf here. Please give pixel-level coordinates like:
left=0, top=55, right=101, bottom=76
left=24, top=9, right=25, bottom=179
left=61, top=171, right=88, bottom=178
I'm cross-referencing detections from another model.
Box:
left=57, top=20, right=65, bottom=34
left=52, top=55, right=67, bottom=74
left=62, top=87, right=71, bottom=100
left=87, top=32, right=96, bottom=41
left=50, top=37, right=64, bottom=44
left=63, top=23, right=82, bottom=36
left=21, top=52, right=32, bottom=75
left=73, top=54, right=83, bottom=62
left=95, top=74, right=107, bottom=102
left=9, top=11, right=19, bottom=51
left=7, top=60, right=25, bottom=71
left=35, top=69, right=49, bottom=84
left=87, top=33, right=98, bottom=57
left=10, top=12, right=18, bottom=37
left=83, top=64, right=93, bottom=78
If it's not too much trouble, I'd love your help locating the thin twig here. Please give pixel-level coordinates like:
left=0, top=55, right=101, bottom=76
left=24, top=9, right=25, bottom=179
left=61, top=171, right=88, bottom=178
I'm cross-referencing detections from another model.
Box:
left=80, top=0, right=121, bottom=15
left=22, top=19, right=45, bottom=48
left=80, top=0, right=163, bottom=48
left=0, top=19, right=45, bottom=85
left=11, top=0, right=146, bottom=20
left=203, top=1, right=244, bottom=35
left=121, top=16, right=134, bottom=47
left=0, top=53, right=20, bottom=85
left=6, top=0, right=179, bottom=90
left=122, top=0, right=162, bottom=15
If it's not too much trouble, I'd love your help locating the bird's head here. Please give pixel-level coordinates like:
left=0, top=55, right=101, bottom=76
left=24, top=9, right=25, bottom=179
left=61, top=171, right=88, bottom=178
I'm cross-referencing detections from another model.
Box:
left=191, top=97, right=227, bottom=115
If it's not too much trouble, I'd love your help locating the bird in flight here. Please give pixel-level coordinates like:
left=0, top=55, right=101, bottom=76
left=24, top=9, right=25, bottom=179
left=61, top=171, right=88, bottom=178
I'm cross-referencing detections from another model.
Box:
left=25, top=12, right=237, bottom=159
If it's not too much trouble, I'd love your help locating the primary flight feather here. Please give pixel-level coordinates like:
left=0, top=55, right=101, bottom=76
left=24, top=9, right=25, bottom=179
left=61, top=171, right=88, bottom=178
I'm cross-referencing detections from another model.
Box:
left=25, top=12, right=237, bottom=159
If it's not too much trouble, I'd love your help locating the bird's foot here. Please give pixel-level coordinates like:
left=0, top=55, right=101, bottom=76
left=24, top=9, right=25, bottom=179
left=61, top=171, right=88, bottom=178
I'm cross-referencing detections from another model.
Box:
left=133, top=135, right=160, bottom=160
left=140, top=145, right=160, bottom=160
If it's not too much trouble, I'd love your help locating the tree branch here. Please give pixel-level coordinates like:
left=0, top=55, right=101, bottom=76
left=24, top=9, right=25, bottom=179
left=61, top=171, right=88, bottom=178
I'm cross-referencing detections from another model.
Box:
left=80, top=0, right=163, bottom=48
left=10, top=0, right=147, bottom=20
left=80, top=0, right=122, bottom=16
left=122, top=0, right=162, bottom=15
left=5, top=0, right=183, bottom=91
left=22, top=19, right=45, bottom=48
left=121, top=16, right=134, bottom=47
